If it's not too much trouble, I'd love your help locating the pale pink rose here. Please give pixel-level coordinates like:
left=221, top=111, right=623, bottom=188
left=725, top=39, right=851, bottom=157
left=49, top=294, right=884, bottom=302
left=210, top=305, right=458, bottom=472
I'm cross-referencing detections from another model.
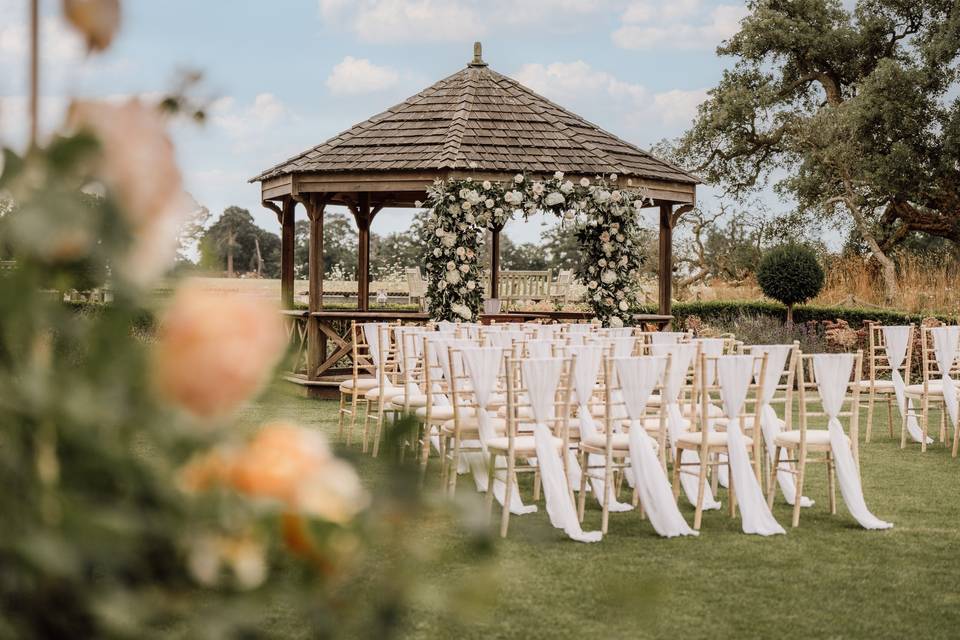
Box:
left=153, top=280, right=285, bottom=419
left=68, top=98, right=193, bottom=285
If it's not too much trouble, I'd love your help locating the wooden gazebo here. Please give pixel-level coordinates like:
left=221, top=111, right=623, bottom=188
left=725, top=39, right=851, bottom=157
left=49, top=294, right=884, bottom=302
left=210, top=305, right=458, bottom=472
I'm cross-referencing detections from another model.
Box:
left=252, top=43, right=697, bottom=391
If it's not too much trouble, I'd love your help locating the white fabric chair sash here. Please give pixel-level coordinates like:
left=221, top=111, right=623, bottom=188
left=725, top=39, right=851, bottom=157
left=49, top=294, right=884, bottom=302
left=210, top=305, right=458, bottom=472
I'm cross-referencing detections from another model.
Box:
left=881, top=326, right=931, bottom=444
left=930, top=326, right=960, bottom=430
left=460, top=347, right=536, bottom=515
left=363, top=322, right=385, bottom=375
left=650, top=343, right=721, bottom=511
left=696, top=338, right=728, bottom=487
left=567, top=323, right=594, bottom=334
left=522, top=358, right=602, bottom=542
left=812, top=354, right=893, bottom=530
left=615, top=356, right=698, bottom=537
left=650, top=331, right=686, bottom=345
left=751, top=345, right=813, bottom=507
left=567, top=345, right=632, bottom=512
left=715, top=356, right=785, bottom=535
left=526, top=340, right=555, bottom=359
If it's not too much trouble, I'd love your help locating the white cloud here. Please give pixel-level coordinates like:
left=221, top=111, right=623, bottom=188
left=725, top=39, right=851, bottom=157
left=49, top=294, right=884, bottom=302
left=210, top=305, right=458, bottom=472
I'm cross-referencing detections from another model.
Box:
left=612, top=0, right=748, bottom=50
left=326, top=56, right=400, bottom=95
left=317, top=0, right=613, bottom=43
left=512, top=60, right=706, bottom=129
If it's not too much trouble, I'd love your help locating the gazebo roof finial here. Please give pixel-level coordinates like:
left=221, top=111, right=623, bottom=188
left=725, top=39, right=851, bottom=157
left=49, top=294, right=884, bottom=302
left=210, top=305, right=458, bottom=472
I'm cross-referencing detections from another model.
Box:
left=469, top=41, right=487, bottom=67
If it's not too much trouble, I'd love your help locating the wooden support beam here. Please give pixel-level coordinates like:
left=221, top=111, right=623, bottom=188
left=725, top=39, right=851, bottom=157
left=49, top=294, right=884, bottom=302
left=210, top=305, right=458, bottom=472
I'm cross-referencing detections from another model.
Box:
left=658, top=203, right=674, bottom=319
left=266, top=199, right=295, bottom=309
left=292, top=193, right=329, bottom=381
left=490, top=225, right=502, bottom=299
left=351, top=193, right=373, bottom=312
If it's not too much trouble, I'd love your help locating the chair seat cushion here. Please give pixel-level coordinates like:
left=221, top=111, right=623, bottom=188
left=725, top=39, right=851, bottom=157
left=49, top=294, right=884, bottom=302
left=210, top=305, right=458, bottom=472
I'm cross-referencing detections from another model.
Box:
left=415, top=405, right=476, bottom=421
left=675, top=432, right=753, bottom=447
left=582, top=432, right=659, bottom=452
left=619, top=416, right=687, bottom=432
left=854, top=379, right=896, bottom=391
left=906, top=380, right=959, bottom=396
left=389, top=393, right=429, bottom=409
left=487, top=435, right=563, bottom=453
left=774, top=429, right=846, bottom=446
left=441, top=416, right=507, bottom=436
left=364, top=385, right=401, bottom=401
left=339, top=377, right=378, bottom=392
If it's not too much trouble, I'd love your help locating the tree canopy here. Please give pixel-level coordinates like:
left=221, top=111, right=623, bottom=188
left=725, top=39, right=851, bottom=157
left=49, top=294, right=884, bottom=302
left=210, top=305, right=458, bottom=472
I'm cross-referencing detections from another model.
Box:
left=200, top=206, right=280, bottom=278
left=676, top=0, right=960, bottom=300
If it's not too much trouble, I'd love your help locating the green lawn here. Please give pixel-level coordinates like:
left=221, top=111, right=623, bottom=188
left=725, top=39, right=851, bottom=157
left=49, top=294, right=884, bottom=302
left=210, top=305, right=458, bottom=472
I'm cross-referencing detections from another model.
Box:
left=241, top=392, right=960, bottom=640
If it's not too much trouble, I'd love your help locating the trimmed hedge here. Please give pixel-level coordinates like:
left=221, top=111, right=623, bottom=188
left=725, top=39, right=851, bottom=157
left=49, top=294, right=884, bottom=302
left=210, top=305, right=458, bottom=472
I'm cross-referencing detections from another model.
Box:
left=636, top=300, right=956, bottom=328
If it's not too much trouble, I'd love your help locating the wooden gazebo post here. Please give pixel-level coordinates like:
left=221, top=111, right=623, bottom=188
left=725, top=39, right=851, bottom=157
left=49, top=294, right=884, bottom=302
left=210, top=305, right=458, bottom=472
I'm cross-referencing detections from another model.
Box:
left=262, top=197, right=296, bottom=310
left=658, top=203, right=673, bottom=317
left=489, top=224, right=503, bottom=299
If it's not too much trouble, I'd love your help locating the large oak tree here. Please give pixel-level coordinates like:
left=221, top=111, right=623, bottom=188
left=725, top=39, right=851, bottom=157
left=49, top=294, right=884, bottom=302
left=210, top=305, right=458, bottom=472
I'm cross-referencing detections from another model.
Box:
left=676, top=0, right=960, bottom=301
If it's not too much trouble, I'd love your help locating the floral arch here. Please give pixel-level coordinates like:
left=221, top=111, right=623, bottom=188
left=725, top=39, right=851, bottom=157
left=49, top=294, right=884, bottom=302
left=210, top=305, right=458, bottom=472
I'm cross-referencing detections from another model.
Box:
left=421, top=172, right=653, bottom=327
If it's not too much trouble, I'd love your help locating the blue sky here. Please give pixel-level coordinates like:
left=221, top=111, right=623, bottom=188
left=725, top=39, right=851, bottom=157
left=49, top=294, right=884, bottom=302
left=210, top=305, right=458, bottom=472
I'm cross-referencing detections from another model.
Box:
left=1, top=0, right=751, bottom=243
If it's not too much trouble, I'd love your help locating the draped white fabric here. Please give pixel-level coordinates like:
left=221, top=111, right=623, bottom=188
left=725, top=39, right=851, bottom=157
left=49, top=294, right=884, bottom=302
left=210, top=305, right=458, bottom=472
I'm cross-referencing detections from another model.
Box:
left=812, top=354, right=893, bottom=530
left=526, top=340, right=555, bottom=359
left=615, top=357, right=698, bottom=537
left=881, top=326, right=932, bottom=444
left=523, top=358, right=602, bottom=542
left=751, top=345, right=813, bottom=507
left=650, top=343, right=721, bottom=511
left=696, top=338, right=729, bottom=487
left=715, top=356, right=785, bottom=536
left=363, top=322, right=384, bottom=372
left=650, top=332, right=687, bottom=345
left=930, top=326, right=960, bottom=431
left=567, top=345, right=632, bottom=512
left=460, top=347, right=537, bottom=515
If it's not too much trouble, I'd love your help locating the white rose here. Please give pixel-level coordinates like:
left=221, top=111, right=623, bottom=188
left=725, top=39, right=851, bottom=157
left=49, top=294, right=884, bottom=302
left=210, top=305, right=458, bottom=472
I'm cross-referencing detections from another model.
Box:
left=598, top=258, right=607, bottom=267
left=449, top=203, right=461, bottom=215
left=560, top=180, right=574, bottom=194
left=456, top=247, right=466, bottom=258
left=459, top=188, right=469, bottom=199
left=579, top=178, right=590, bottom=187
left=414, top=200, right=422, bottom=208
left=494, top=207, right=504, bottom=216
left=433, top=248, right=442, bottom=257
left=593, top=189, right=611, bottom=204
left=466, top=280, right=476, bottom=290
left=611, top=190, right=622, bottom=202
left=485, top=199, right=495, bottom=209
left=438, top=280, right=447, bottom=289
left=554, top=171, right=564, bottom=180
left=446, top=261, right=456, bottom=271
left=601, top=269, right=617, bottom=284
left=602, top=242, right=613, bottom=255
left=482, top=180, right=492, bottom=189
left=618, top=300, right=629, bottom=311
left=609, top=316, right=624, bottom=328
left=446, top=270, right=461, bottom=285
left=441, top=235, right=456, bottom=248
left=459, top=264, right=469, bottom=273
left=544, top=192, right=565, bottom=207
left=435, top=228, right=444, bottom=237
left=465, top=213, right=475, bottom=223
left=532, top=182, right=545, bottom=195
left=588, top=281, right=598, bottom=289
left=462, top=201, right=472, bottom=211
left=514, top=174, right=524, bottom=183
left=610, top=173, right=618, bottom=181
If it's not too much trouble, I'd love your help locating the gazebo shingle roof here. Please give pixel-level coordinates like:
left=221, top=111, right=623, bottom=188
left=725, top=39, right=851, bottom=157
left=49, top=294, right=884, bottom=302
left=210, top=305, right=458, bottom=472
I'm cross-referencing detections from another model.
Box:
left=251, top=57, right=697, bottom=185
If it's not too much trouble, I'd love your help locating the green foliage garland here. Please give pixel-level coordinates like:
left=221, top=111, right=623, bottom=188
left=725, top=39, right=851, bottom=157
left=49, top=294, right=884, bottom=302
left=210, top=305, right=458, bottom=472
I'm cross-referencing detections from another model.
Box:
left=422, top=172, right=653, bottom=326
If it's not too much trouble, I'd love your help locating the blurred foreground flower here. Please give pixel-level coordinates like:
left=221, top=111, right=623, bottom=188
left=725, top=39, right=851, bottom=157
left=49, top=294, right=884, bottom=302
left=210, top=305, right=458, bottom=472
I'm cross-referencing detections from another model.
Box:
left=68, top=98, right=193, bottom=285
left=187, top=533, right=268, bottom=590
left=63, top=0, right=121, bottom=52
left=181, top=422, right=369, bottom=524
left=153, top=281, right=285, bottom=419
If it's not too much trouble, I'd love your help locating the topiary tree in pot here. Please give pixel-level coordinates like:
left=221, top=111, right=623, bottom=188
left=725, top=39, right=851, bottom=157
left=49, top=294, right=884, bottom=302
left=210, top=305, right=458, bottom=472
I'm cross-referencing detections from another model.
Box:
left=756, top=243, right=825, bottom=326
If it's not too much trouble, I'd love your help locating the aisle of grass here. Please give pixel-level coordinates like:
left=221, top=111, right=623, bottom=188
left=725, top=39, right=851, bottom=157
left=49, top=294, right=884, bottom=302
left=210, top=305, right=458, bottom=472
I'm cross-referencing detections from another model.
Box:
left=244, top=391, right=960, bottom=640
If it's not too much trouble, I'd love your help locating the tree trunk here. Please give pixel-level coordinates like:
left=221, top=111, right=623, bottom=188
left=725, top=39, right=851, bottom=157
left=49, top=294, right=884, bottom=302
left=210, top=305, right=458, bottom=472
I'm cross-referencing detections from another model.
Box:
left=841, top=188, right=900, bottom=305
left=786, top=303, right=794, bottom=327
left=226, top=229, right=235, bottom=278
left=254, top=235, right=263, bottom=277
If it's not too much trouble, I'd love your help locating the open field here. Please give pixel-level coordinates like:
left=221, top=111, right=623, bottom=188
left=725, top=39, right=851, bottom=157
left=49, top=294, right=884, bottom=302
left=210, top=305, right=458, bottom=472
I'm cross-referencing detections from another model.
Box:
left=233, top=391, right=960, bottom=640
